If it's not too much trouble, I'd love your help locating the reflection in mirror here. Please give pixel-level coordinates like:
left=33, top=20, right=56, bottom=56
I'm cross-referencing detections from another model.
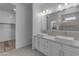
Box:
left=59, top=12, right=79, bottom=31
left=50, top=21, right=57, bottom=31
left=46, top=12, right=59, bottom=32
left=65, top=16, right=76, bottom=21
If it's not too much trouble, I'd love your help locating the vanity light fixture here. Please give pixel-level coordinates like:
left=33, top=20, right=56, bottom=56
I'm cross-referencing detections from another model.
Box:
left=46, top=9, right=49, bottom=13
left=46, top=9, right=50, bottom=14
left=40, top=9, right=52, bottom=16
left=57, top=4, right=64, bottom=11
left=13, top=8, right=16, bottom=11
left=39, top=11, right=46, bottom=16
left=40, top=10, right=47, bottom=16
left=43, top=10, right=46, bottom=14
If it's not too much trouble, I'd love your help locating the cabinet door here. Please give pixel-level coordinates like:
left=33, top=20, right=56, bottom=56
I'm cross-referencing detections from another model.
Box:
left=40, top=38, right=45, bottom=53
left=32, top=36, right=36, bottom=49
left=39, top=38, right=49, bottom=55
left=48, top=41, right=61, bottom=56
left=63, top=45, right=79, bottom=56
left=35, top=37, right=41, bottom=50
left=43, top=39, right=49, bottom=55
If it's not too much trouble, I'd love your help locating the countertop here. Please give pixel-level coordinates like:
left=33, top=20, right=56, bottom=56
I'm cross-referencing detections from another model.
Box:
left=37, top=33, right=79, bottom=49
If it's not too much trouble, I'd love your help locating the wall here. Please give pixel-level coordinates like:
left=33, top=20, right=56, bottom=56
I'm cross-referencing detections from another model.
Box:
left=32, top=4, right=42, bottom=36
left=16, top=3, right=32, bottom=48
left=0, top=10, right=15, bottom=24
left=0, top=10, right=15, bottom=41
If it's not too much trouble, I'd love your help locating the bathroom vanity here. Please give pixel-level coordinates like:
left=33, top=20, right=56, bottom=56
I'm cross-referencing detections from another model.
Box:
left=32, top=33, right=79, bottom=56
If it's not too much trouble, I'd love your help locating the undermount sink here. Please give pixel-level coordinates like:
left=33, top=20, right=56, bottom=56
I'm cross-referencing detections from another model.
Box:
left=56, top=36, right=75, bottom=40
left=42, top=34, right=55, bottom=40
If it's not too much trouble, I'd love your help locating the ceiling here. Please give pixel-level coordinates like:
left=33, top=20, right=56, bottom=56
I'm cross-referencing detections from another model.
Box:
left=38, top=3, right=64, bottom=12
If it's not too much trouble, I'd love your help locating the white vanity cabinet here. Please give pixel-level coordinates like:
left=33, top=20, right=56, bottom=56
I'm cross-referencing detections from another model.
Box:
left=37, top=37, right=61, bottom=56
left=33, top=35, right=79, bottom=56
left=32, top=36, right=36, bottom=49
left=43, top=39, right=49, bottom=55
left=40, top=38, right=45, bottom=53
left=35, top=37, right=41, bottom=50
left=32, top=36, right=38, bottom=49
left=39, top=38, right=49, bottom=55
left=63, top=45, right=79, bottom=56
left=48, top=40, right=61, bottom=56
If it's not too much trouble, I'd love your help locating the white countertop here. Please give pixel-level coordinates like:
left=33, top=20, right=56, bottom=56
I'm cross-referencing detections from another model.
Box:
left=37, top=33, right=79, bottom=49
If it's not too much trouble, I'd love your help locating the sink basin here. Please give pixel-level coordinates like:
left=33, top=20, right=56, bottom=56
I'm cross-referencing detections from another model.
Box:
left=38, top=33, right=55, bottom=40
left=56, top=36, right=75, bottom=40
left=43, top=35, right=55, bottom=40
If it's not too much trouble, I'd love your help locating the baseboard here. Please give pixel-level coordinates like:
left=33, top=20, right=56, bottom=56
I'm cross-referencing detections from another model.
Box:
left=16, top=41, right=32, bottom=49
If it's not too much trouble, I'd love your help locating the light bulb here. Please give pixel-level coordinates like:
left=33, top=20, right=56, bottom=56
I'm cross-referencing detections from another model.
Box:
left=43, top=11, right=45, bottom=14
left=13, top=8, right=16, bottom=11
left=58, top=5, right=61, bottom=8
left=46, top=9, right=49, bottom=13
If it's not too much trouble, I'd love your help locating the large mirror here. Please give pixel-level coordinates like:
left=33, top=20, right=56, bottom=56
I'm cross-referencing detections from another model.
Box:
left=46, top=6, right=79, bottom=32
left=40, top=4, right=79, bottom=33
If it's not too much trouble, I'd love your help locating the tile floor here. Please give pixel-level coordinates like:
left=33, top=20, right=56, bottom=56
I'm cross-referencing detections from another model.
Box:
left=0, top=45, right=45, bottom=56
